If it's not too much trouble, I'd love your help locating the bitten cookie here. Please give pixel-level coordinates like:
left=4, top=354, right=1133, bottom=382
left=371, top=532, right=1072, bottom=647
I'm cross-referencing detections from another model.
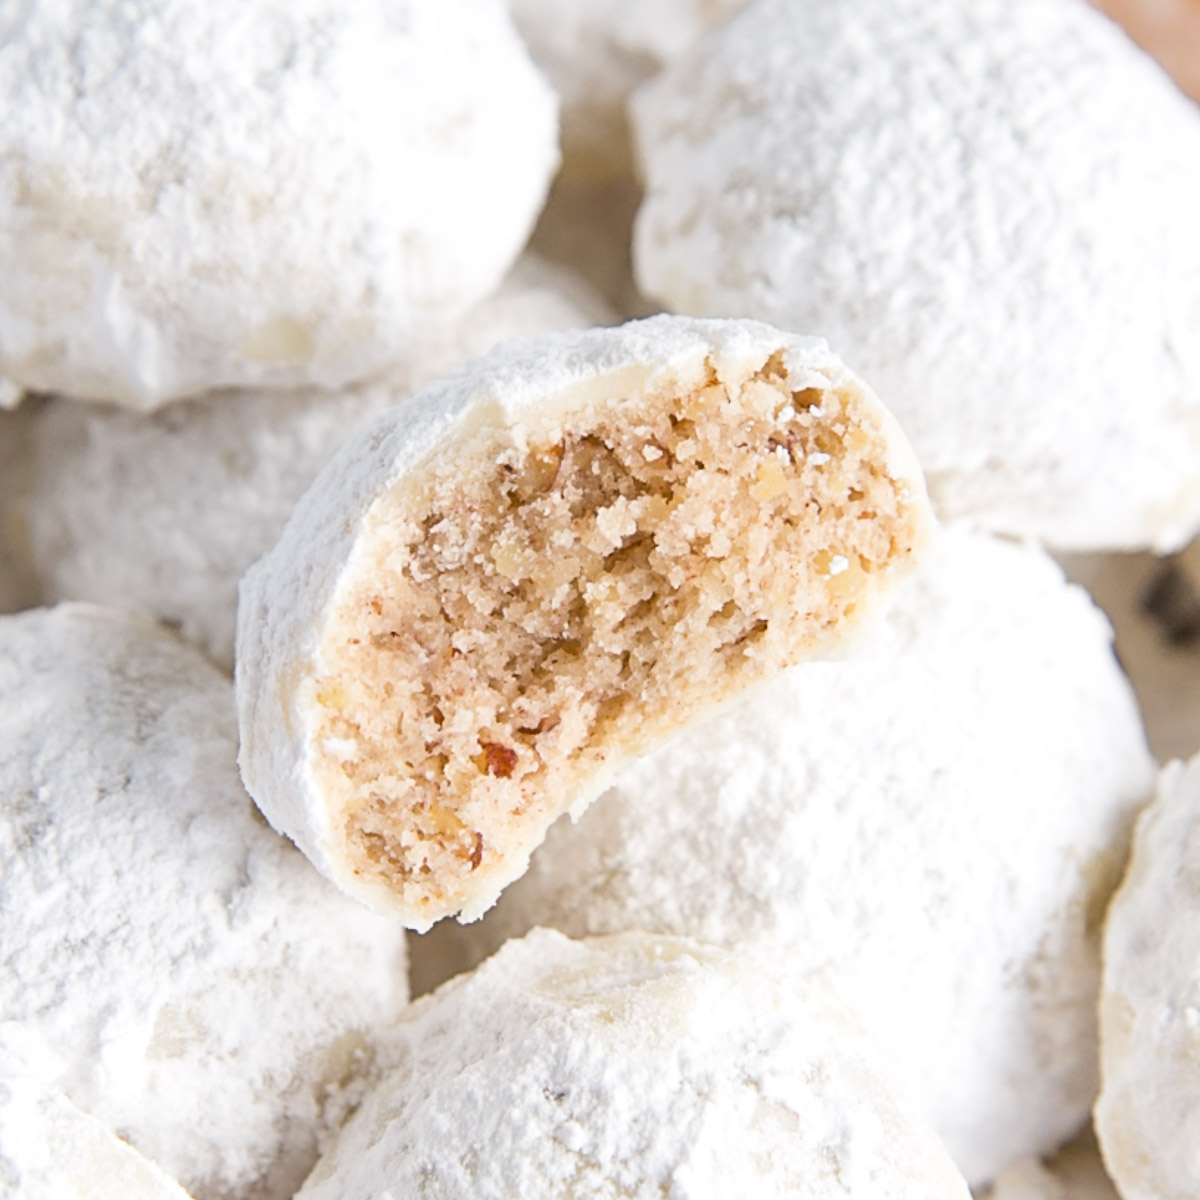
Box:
left=13, top=256, right=612, bottom=670
left=444, top=527, right=1154, bottom=1183
left=1096, top=752, right=1200, bottom=1200
left=0, top=605, right=410, bottom=1200
left=0, top=0, right=556, bottom=408
left=296, top=929, right=971, bottom=1200
left=237, top=315, right=931, bottom=928
left=632, top=0, right=1200, bottom=551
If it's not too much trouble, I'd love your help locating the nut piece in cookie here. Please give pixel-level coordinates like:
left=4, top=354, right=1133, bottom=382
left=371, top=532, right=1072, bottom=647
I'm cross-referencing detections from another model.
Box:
left=237, top=316, right=931, bottom=928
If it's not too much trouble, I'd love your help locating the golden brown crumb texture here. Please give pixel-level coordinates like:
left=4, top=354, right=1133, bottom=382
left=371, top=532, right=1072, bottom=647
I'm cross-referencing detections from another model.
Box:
left=307, top=357, right=923, bottom=919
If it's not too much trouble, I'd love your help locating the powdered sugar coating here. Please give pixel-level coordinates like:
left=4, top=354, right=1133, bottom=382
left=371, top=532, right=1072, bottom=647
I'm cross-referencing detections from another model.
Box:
left=13, top=257, right=613, bottom=670
left=452, top=528, right=1154, bottom=1183
left=236, top=314, right=929, bottom=927
left=297, top=929, right=971, bottom=1200
left=1096, top=753, right=1200, bottom=1200
left=633, top=0, right=1200, bottom=551
left=0, top=0, right=557, bottom=409
left=0, top=605, right=409, bottom=1200
left=509, top=0, right=744, bottom=175
left=0, top=1048, right=193, bottom=1200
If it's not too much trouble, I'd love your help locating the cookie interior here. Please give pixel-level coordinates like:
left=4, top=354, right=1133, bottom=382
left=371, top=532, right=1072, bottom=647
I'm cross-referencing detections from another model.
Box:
left=305, top=353, right=925, bottom=923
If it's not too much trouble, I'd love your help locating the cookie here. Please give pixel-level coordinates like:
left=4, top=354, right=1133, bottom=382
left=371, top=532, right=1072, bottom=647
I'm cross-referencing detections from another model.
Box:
left=0, top=605, right=409, bottom=1200
left=237, top=315, right=931, bottom=928
left=632, top=0, right=1200, bottom=550
left=297, top=929, right=970, bottom=1200
left=1096, top=752, right=1200, bottom=1200
left=0, top=0, right=556, bottom=407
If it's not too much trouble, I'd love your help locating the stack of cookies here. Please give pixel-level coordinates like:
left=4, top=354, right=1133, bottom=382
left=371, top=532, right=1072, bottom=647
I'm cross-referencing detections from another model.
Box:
left=2, top=1, right=1199, bottom=1197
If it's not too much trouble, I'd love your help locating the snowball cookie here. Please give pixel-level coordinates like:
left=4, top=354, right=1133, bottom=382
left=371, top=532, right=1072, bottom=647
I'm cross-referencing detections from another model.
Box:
left=1057, top=549, right=1200, bottom=762
left=0, top=605, right=410, bottom=1200
left=297, top=929, right=971, bottom=1200
left=0, top=1048, right=194, bottom=1200
left=0, top=0, right=557, bottom=410
left=454, top=527, right=1154, bottom=1184
left=13, top=256, right=613, bottom=671
left=237, top=315, right=932, bottom=929
left=509, top=0, right=744, bottom=176
left=980, top=1127, right=1119, bottom=1200
left=632, top=0, right=1200, bottom=552
left=1095, top=752, right=1200, bottom=1200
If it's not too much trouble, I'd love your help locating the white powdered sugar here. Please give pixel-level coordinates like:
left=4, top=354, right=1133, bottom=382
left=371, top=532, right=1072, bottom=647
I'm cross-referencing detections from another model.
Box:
left=632, top=0, right=1200, bottom=551
left=0, top=1048, right=194, bottom=1200
left=450, top=526, right=1154, bottom=1183
left=296, top=929, right=971, bottom=1200
left=12, top=256, right=613, bottom=670
left=0, top=0, right=557, bottom=409
left=0, top=605, right=409, bottom=1200
left=1096, top=752, right=1200, bottom=1200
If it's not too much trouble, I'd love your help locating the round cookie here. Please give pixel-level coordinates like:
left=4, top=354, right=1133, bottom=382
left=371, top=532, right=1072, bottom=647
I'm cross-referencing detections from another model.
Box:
left=444, top=526, right=1154, bottom=1183
left=0, top=605, right=410, bottom=1200
left=632, top=0, right=1200, bottom=551
left=0, top=1048, right=194, bottom=1200
left=236, top=315, right=931, bottom=928
left=0, top=0, right=557, bottom=408
left=297, top=929, right=971, bottom=1200
left=12, top=256, right=613, bottom=670
left=1096, top=752, right=1200, bottom=1200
